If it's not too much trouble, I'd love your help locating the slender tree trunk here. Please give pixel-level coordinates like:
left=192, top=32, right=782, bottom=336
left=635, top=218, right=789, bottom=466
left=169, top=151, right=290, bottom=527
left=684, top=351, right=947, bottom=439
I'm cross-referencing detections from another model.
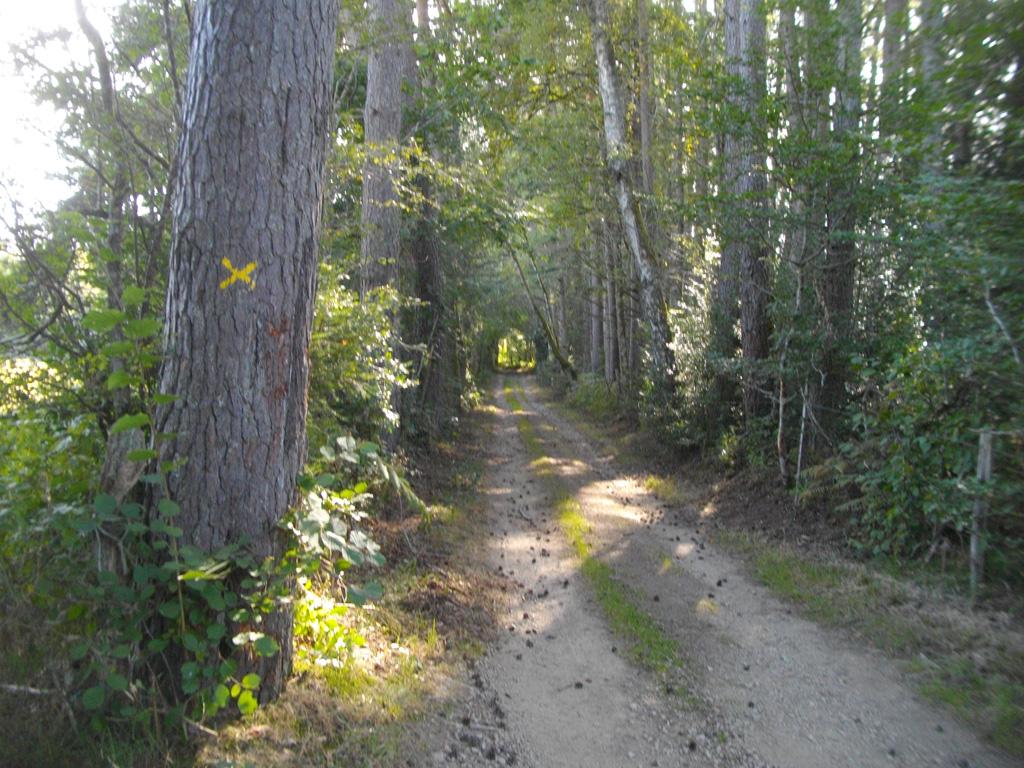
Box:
left=361, top=0, right=411, bottom=293
left=722, top=0, right=771, bottom=423
left=510, top=249, right=577, bottom=380
left=76, top=1, right=143, bottom=511
left=557, top=273, right=568, bottom=351
left=586, top=0, right=675, bottom=398
left=638, top=0, right=654, bottom=196
left=920, top=0, right=944, bottom=165
left=881, top=0, right=907, bottom=136
left=602, top=218, right=619, bottom=384
left=406, top=0, right=459, bottom=439
left=817, top=0, right=861, bottom=438
left=614, top=241, right=628, bottom=389
left=155, top=0, right=338, bottom=701
left=590, top=242, right=604, bottom=375
left=711, top=0, right=741, bottom=406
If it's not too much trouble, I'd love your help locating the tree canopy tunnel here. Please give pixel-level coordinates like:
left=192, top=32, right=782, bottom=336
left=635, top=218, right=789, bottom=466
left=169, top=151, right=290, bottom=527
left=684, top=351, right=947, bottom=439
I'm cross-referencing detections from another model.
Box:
left=495, top=328, right=538, bottom=371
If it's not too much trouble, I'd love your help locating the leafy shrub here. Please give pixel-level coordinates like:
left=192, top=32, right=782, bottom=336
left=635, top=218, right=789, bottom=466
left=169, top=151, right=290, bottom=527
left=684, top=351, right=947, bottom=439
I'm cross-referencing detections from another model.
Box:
left=830, top=339, right=1022, bottom=565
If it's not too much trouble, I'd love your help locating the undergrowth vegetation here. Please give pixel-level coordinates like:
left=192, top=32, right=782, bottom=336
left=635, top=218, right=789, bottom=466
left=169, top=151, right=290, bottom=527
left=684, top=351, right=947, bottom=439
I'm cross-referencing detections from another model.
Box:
left=0, top=262, right=443, bottom=765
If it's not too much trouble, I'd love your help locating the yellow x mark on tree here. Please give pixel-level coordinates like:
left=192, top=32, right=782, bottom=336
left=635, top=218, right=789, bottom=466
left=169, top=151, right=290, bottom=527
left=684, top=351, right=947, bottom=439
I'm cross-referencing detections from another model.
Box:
left=219, top=257, right=257, bottom=290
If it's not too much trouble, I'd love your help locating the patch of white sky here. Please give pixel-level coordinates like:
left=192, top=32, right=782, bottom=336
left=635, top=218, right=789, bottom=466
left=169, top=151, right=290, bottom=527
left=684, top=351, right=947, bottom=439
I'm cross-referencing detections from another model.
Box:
left=0, top=1, right=121, bottom=224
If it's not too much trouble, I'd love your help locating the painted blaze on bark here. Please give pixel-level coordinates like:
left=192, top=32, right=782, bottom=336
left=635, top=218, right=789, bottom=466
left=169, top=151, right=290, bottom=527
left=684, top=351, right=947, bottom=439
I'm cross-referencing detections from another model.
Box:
left=155, top=0, right=339, bottom=699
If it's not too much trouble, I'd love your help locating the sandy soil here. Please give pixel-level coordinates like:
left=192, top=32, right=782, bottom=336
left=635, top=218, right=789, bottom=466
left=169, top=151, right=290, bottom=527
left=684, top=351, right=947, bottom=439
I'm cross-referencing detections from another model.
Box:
left=420, top=376, right=1015, bottom=768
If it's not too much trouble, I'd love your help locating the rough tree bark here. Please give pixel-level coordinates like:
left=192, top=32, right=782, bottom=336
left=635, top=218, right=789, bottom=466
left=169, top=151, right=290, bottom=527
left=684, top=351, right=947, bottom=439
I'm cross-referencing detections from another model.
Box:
left=155, top=0, right=338, bottom=701
left=586, top=0, right=675, bottom=397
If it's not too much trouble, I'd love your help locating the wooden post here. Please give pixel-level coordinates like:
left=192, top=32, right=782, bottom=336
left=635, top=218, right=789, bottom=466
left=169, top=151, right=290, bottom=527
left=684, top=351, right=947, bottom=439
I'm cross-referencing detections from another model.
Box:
left=970, top=428, right=993, bottom=604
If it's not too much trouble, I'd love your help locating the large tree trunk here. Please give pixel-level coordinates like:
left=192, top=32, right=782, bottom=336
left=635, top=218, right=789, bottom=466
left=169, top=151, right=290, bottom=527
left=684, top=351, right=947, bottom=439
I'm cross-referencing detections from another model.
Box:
left=155, top=0, right=338, bottom=701
left=360, top=0, right=411, bottom=293
left=586, top=0, right=675, bottom=398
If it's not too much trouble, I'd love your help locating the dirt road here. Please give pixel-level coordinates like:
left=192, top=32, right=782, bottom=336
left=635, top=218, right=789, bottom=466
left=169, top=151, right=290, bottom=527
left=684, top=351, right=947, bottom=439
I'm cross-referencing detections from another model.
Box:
left=426, top=376, right=1014, bottom=768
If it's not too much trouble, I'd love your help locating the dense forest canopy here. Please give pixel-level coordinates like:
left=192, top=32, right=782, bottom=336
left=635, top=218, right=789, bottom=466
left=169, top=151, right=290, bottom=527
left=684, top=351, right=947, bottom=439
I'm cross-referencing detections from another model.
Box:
left=0, top=0, right=1021, bottom=762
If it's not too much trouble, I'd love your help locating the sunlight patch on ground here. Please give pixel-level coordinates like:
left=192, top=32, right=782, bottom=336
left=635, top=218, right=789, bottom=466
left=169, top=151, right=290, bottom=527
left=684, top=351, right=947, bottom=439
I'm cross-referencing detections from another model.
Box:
left=695, top=597, right=719, bottom=616
left=673, top=541, right=697, bottom=559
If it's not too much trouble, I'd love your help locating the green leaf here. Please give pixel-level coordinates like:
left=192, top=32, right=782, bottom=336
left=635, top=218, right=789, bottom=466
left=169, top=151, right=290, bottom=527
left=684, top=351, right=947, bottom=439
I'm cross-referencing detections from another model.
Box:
left=110, top=412, right=150, bottom=434
left=241, top=673, right=261, bottom=690
left=122, top=505, right=142, bottom=522
left=151, top=519, right=183, bottom=537
left=212, top=684, right=230, bottom=708
left=158, top=498, right=181, bottom=518
left=206, top=623, right=227, bottom=642
left=230, top=683, right=242, bottom=698
left=158, top=600, right=180, bottom=619
left=93, top=494, right=117, bottom=516
left=69, top=640, right=90, bottom=661
left=82, top=685, right=105, bottom=710
left=253, top=635, right=280, bottom=658
left=83, top=309, right=125, bottom=333
left=106, top=673, right=129, bottom=692
left=126, top=449, right=157, bottom=462
left=152, top=393, right=179, bottom=405
left=348, top=581, right=384, bottom=606
left=70, top=517, right=98, bottom=533
left=105, top=369, right=134, bottom=390
left=236, top=689, right=258, bottom=716
left=102, top=340, right=135, bottom=356
left=110, top=644, right=132, bottom=659
left=121, top=285, right=146, bottom=308
left=124, top=317, right=161, bottom=339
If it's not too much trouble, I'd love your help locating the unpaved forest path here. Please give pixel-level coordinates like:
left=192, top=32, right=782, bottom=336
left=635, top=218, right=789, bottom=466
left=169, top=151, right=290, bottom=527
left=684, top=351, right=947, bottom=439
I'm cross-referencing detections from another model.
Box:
left=425, top=375, right=1015, bottom=768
